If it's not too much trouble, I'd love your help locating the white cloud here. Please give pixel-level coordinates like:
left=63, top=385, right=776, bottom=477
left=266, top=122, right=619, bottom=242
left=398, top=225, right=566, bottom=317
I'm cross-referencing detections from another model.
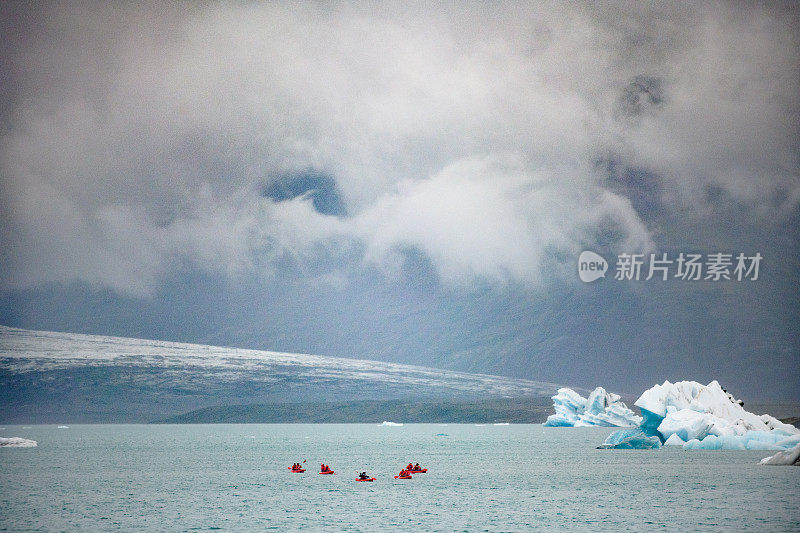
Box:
left=354, top=155, right=652, bottom=286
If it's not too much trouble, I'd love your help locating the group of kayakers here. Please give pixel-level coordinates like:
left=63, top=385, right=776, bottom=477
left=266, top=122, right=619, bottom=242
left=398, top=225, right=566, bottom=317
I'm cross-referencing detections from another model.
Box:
left=395, top=462, right=426, bottom=478
left=288, top=460, right=426, bottom=481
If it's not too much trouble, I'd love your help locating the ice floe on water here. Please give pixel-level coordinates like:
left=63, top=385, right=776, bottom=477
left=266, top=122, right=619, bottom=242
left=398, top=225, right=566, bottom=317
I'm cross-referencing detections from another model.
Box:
left=759, top=443, right=800, bottom=465
left=604, top=380, right=799, bottom=450
left=57, top=426, right=69, bottom=429
left=0, top=437, right=37, bottom=447
left=544, top=387, right=641, bottom=427
left=380, top=421, right=403, bottom=426
left=597, top=428, right=661, bottom=449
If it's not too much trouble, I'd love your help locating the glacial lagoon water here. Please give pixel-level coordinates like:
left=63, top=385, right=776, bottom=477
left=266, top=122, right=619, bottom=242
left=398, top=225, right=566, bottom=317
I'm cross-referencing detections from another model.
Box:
left=1, top=424, right=798, bottom=531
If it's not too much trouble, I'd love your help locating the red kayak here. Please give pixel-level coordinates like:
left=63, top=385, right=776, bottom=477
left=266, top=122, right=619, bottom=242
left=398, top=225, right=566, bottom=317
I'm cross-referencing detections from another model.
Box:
left=394, top=474, right=412, bottom=479
left=319, top=471, right=335, bottom=475
left=356, top=477, right=376, bottom=482
left=288, top=467, right=306, bottom=473
left=403, top=468, right=427, bottom=473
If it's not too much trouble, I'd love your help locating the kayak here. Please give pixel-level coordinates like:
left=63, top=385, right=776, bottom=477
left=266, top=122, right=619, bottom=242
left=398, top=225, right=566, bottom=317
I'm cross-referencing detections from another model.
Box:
left=318, top=471, right=335, bottom=475
left=403, top=469, right=427, bottom=473
left=394, top=474, right=412, bottom=479
left=356, top=477, right=376, bottom=482
left=288, top=468, right=306, bottom=473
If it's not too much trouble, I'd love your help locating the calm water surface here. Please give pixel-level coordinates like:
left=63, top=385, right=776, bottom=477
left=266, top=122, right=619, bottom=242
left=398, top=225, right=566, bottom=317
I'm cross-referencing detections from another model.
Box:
left=1, top=424, right=798, bottom=531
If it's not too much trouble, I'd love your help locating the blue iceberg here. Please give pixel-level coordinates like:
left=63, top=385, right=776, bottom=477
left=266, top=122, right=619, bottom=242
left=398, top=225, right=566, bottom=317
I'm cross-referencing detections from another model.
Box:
left=544, top=387, right=642, bottom=427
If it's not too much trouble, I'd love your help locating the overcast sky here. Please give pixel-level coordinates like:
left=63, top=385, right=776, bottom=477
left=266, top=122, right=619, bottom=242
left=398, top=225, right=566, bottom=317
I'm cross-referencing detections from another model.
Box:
left=1, top=1, right=798, bottom=400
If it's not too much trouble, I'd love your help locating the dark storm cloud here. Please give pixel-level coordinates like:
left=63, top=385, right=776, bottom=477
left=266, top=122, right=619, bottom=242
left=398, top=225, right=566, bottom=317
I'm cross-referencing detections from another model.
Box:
left=0, top=1, right=797, bottom=295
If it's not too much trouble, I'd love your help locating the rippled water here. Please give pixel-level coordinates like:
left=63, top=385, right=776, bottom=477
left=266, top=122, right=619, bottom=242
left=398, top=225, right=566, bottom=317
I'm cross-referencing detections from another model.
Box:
left=1, top=424, right=798, bottom=531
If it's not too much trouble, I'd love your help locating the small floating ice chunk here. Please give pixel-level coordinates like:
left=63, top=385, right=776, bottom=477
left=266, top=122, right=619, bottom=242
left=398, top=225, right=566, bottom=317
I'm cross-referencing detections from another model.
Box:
left=0, top=437, right=38, bottom=447
left=493, top=423, right=510, bottom=426
left=598, top=428, right=661, bottom=449
left=57, top=425, right=69, bottom=429
left=759, top=443, right=800, bottom=466
left=380, top=421, right=403, bottom=426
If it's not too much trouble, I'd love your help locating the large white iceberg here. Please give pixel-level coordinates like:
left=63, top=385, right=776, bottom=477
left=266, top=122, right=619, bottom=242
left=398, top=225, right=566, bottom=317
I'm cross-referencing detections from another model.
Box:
left=544, top=387, right=642, bottom=427
left=0, top=437, right=37, bottom=447
left=605, top=380, right=799, bottom=450
left=759, top=443, right=800, bottom=465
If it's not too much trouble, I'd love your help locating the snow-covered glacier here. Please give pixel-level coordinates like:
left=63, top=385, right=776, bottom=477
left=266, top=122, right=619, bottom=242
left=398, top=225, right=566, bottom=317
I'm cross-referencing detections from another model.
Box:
left=0, top=326, right=567, bottom=422
left=602, top=380, right=799, bottom=450
left=543, top=387, right=641, bottom=427
left=0, top=326, right=559, bottom=398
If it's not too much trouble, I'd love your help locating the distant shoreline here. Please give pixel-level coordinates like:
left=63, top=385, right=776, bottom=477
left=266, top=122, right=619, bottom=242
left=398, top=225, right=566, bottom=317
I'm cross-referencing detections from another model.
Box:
left=151, top=397, right=556, bottom=424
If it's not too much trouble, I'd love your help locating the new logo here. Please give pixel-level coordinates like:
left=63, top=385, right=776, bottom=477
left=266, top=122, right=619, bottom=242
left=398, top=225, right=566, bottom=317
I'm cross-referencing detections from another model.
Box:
left=578, top=251, right=607, bottom=282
